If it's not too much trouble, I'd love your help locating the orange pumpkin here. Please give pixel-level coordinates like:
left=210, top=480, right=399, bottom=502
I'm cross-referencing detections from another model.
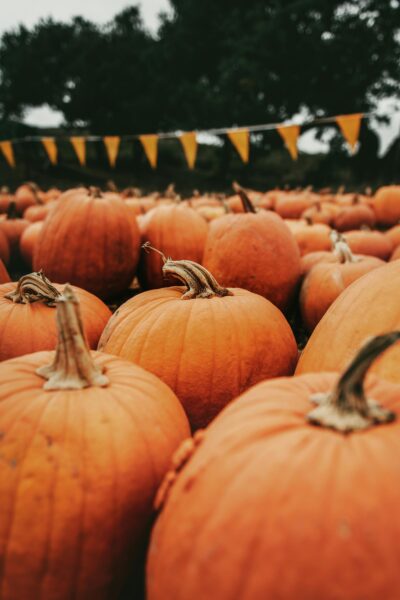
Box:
left=148, top=332, right=400, bottom=600
left=373, top=185, right=400, bottom=226
left=15, top=182, right=39, bottom=215
left=202, top=185, right=301, bottom=311
left=300, top=236, right=383, bottom=332
left=34, top=187, right=141, bottom=299
left=345, top=230, right=393, bottom=260
left=20, top=221, right=44, bottom=267
left=390, top=245, right=400, bottom=262
left=297, top=260, right=400, bottom=382
left=0, top=260, right=10, bottom=284
left=138, top=204, right=208, bottom=290
left=292, top=222, right=332, bottom=256
left=0, top=229, right=10, bottom=265
left=333, top=198, right=376, bottom=232
left=0, top=271, right=111, bottom=360
left=99, top=253, right=298, bottom=429
left=385, top=224, right=400, bottom=250
left=23, top=200, right=56, bottom=222
left=0, top=286, right=189, bottom=599
left=0, top=202, right=30, bottom=256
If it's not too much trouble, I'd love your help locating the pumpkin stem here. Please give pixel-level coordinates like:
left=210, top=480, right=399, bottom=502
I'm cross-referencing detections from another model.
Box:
left=142, top=241, right=169, bottom=263
left=330, top=230, right=357, bottom=264
left=232, top=182, right=257, bottom=213
left=5, top=271, right=61, bottom=306
left=307, top=332, right=400, bottom=433
left=88, top=186, right=103, bottom=199
left=36, top=285, right=109, bottom=390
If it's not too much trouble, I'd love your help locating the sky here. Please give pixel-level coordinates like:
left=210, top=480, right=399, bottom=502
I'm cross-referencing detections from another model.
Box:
left=2, top=1, right=400, bottom=155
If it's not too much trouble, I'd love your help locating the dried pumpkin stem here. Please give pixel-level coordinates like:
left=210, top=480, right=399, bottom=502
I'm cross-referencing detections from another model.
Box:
left=307, top=331, right=400, bottom=433
left=232, top=182, right=256, bottom=214
left=36, top=285, right=109, bottom=390
left=142, top=241, right=168, bottom=263
left=330, top=230, right=357, bottom=264
left=5, top=271, right=61, bottom=306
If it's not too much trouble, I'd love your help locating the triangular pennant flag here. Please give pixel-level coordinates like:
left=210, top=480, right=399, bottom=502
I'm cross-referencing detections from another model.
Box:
left=104, top=136, right=121, bottom=168
left=139, top=134, right=158, bottom=169
left=0, top=141, right=15, bottom=168
left=227, top=129, right=250, bottom=163
left=179, top=132, right=197, bottom=169
left=335, top=113, right=363, bottom=153
left=41, top=137, right=58, bottom=165
left=70, top=137, right=86, bottom=166
left=277, top=125, right=300, bottom=160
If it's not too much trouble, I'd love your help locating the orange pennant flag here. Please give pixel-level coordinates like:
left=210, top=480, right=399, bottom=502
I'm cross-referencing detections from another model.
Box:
left=227, top=129, right=250, bottom=163
left=139, top=134, right=158, bottom=169
left=179, top=132, right=197, bottom=169
left=41, top=137, right=58, bottom=165
left=104, top=136, right=121, bottom=168
left=336, top=113, right=363, bottom=153
left=0, top=141, right=15, bottom=168
left=277, top=125, right=300, bottom=160
left=70, top=137, right=86, bottom=166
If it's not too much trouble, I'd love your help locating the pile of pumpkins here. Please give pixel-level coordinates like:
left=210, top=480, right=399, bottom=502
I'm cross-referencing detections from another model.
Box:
left=0, top=180, right=400, bottom=598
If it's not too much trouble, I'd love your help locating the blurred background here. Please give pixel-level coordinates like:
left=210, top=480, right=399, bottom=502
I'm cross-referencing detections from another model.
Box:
left=1, top=0, right=399, bottom=191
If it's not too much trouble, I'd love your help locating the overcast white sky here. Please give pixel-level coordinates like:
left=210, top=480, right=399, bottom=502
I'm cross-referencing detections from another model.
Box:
left=2, top=1, right=399, bottom=155
left=1, top=1, right=172, bottom=34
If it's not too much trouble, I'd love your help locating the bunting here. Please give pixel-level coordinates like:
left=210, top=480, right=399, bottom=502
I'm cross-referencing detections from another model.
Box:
left=227, top=129, right=250, bottom=163
left=277, top=125, right=300, bottom=160
left=103, top=136, right=121, bottom=168
left=70, top=137, right=86, bottom=166
left=139, top=134, right=158, bottom=168
left=41, top=137, right=58, bottom=165
left=179, top=132, right=197, bottom=169
left=0, top=141, right=15, bottom=168
left=335, top=113, right=363, bottom=153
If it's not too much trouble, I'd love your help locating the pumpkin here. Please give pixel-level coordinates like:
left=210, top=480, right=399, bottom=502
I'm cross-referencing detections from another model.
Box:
left=332, top=197, right=376, bottom=231
left=373, top=185, right=400, bottom=226
left=292, top=222, right=332, bottom=255
left=24, top=200, right=56, bottom=222
left=0, top=286, right=189, bottom=599
left=301, top=200, right=336, bottom=225
left=33, top=187, right=141, bottom=300
left=202, top=185, right=301, bottom=312
left=99, top=251, right=298, bottom=430
left=20, top=221, right=44, bottom=267
left=147, top=332, right=400, bottom=600
left=345, top=230, right=393, bottom=260
left=390, top=246, right=400, bottom=262
left=296, top=260, right=400, bottom=382
left=385, top=224, right=400, bottom=250
left=0, top=260, right=10, bottom=284
left=138, top=204, right=208, bottom=290
left=0, top=202, right=30, bottom=256
left=274, top=191, right=314, bottom=219
left=0, top=271, right=111, bottom=360
left=15, top=182, right=39, bottom=215
left=0, top=229, right=10, bottom=265
left=300, top=234, right=383, bottom=332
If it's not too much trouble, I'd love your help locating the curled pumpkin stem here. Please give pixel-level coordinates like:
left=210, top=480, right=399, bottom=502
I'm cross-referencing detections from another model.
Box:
left=5, top=271, right=61, bottom=306
left=307, top=331, right=400, bottom=433
left=142, top=243, right=232, bottom=300
left=36, top=285, right=109, bottom=390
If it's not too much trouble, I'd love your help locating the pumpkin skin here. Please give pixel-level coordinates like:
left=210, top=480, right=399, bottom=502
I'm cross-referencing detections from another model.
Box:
left=296, top=260, right=400, bottom=382
left=333, top=203, right=376, bottom=232
left=373, top=185, right=400, bottom=226
left=300, top=250, right=338, bottom=277
left=0, top=229, right=10, bottom=265
left=0, top=277, right=111, bottom=360
left=390, top=245, right=400, bottom=261
left=33, top=188, right=141, bottom=299
left=147, top=370, right=400, bottom=600
left=0, top=208, right=30, bottom=256
left=385, top=224, right=400, bottom=250
left=300, top=255, right=384, bottom=332
left=138, top=205, right=208, bottom=290
left=293, top=223, right=332, bottom=255
left=0, top=260, right=10, bottom=284
left=345, top=230, right=393, bottom=260
left=14, top=182, right=38, bottom=215
left=99, top=276, right=298, bottom=430
left=20, top=221, right=44, bottom=267
left=0, top=347, right=189, bottom=598
left=202, top=210, right=301, bottom=312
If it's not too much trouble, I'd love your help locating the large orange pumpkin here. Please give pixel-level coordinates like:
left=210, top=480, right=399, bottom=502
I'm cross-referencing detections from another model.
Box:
left=300, top=235, right=383, bottom=332
left=202, top=185, right=301, bottom=311
left=20, top=221, right=44, bottom=267
left=99, top=253, right=298, bottom=429
left=345, top=229, right=393, bottom=260
left=0, top=286, right=189, bottom=599
left=296, top=260, right=400, bottom=382
left=138, top=204, right=208, bottom=289
left=147, top=332, right=400, bottom=600
left=0, top=271, right=111, bottom=360
left=34, top=187, right=141, bottom=299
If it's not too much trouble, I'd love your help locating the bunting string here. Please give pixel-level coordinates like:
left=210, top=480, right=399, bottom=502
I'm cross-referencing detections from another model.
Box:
left=0, top=112, right=392, bottom=169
